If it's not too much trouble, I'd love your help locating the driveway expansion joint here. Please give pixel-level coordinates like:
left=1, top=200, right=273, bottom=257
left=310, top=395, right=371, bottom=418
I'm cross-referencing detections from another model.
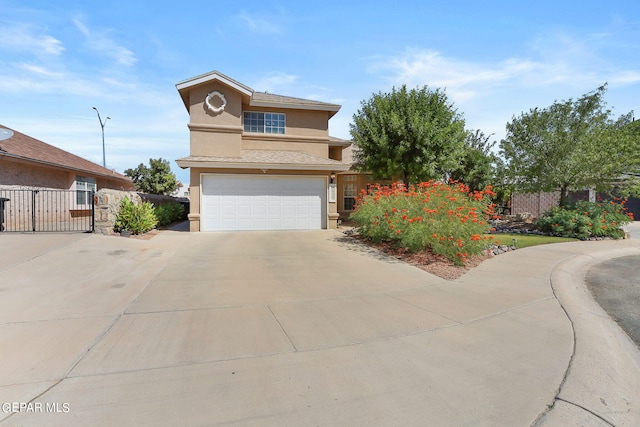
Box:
left=267, top=305, right=298, bottom=352
left=554, top=397, right=616, bottom=427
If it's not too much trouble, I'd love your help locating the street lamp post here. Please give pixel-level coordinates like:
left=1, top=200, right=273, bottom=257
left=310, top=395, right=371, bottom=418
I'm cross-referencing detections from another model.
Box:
left=92, top=107, right=110, bottom=168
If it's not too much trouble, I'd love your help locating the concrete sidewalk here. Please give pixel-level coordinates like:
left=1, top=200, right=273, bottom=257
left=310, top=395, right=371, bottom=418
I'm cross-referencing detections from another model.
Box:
left=0, top=227, right=639, bottom=426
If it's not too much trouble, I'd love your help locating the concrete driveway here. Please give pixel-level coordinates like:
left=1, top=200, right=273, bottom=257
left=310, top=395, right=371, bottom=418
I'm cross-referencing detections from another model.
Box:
left=1, top=227, right=640, bottom=426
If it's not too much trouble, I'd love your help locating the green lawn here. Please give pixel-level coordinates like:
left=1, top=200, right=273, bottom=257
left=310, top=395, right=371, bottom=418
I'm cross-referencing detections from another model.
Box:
left=489, top=233, right=578, bottom=249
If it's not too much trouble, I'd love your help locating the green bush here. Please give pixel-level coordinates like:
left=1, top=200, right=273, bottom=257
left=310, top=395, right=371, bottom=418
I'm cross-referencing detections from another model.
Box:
left=114, top=197, right=158, bottom=235
left=351, top=181, right=496, bottom=265
left=154, top=202, right=185, bottom=227
left=536, top=200, right=632, bottom=239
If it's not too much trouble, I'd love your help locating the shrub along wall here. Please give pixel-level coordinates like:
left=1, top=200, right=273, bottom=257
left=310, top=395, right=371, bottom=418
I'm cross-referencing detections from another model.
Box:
left=94, top=189, right=180, bottom=235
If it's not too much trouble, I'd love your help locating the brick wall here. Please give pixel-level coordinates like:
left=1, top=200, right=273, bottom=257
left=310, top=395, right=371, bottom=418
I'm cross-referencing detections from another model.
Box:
left=511, top=192, right=561, bottom=218
left=0, top=161, right=70, bottom=188
left=0, top=159, right=133, bottom=191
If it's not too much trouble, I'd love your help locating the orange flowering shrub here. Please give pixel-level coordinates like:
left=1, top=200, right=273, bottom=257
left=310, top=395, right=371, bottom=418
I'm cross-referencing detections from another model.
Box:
left=351, top=181, right=496, bottom=265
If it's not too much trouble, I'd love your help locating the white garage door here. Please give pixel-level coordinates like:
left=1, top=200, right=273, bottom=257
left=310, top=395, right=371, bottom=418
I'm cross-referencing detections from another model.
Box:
left=201, top=175, right=327, bottom=231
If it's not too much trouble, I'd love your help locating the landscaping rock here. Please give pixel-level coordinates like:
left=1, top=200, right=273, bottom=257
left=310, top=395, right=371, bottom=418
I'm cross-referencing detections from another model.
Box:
left=516, top=212, right=534, bottom=223
left=486, top=244, right=517, bottom=256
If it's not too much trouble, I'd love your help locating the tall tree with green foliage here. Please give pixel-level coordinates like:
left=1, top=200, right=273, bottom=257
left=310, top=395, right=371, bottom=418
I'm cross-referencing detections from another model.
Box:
left=350, top=85, right=467, bottom=187
left=449, top=130, right=498, bottom=192
left=500, top=85, right=640, bottom=205
left=124, top=158, right=178, bottom=195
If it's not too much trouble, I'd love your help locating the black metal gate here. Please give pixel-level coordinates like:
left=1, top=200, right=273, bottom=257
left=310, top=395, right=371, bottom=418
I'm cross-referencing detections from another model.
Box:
left=0, top=189, right=94, bottom=233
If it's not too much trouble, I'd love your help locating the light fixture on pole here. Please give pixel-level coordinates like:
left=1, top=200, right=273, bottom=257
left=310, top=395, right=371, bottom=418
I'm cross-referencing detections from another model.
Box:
left=92, top=107, right=110, bottom=168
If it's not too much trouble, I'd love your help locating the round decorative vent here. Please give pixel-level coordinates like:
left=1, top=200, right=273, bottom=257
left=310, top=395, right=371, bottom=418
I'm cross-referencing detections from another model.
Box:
left=0, top=128, right=14, bottom=141
left=205, top=91, right=227, bottom=114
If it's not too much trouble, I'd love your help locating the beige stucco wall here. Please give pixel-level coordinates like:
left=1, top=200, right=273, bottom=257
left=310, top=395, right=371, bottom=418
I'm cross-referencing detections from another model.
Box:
left=188, top=81, right=244, bottom=157
left=184, top=80, right=332, bottom=159
left=242, top=138, right=328, bottom=157
left=189, top=126, right=242, bottom=157
left=189, top=82, right=244, bottom=127
left=329, top=147, right=343, bottom=161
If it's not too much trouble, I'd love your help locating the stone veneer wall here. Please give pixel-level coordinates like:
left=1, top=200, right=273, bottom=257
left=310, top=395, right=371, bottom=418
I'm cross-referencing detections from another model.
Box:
left=94, top=189, right=177, bottom=235
left=94, top=189, right=142, bottom=235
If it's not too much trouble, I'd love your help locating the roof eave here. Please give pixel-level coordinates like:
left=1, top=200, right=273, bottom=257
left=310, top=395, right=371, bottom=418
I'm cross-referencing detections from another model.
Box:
left=176, top=70, right=255, bottom=111
left=328, top=139, right=352, bottom=148
left=175, top=159, right=350, bottom=172
left=0, top=152, right=132, bottom=183
left=249, top=99, right=341, bottom=117
left=176, top=70, right=254, bottom=94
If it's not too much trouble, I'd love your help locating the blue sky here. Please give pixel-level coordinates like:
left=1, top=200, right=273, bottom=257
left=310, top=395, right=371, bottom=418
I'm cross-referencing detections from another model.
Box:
left=2, top=0, right=639, bottom=186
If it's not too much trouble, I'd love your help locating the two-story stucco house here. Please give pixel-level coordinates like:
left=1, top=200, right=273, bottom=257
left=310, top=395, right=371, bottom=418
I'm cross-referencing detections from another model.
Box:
left=175, top=71, right=350, bottom=232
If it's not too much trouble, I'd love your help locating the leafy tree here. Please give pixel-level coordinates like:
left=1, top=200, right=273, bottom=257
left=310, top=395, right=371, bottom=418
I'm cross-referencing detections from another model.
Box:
left=449, top=130, right=498, bottom=192
left=124, top=158, right=178, bottom=195
left=350, top=85, right=467, bottom=187
left=499, top=84, right=640, bottom=206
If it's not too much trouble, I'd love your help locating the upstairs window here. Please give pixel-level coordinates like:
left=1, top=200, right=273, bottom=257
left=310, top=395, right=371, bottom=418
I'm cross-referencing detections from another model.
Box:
left=244, top=112, right=285, bottom=134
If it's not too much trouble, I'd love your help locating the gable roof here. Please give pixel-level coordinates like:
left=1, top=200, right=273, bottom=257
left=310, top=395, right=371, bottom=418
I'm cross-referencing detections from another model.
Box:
left=341, top=144, right=355, bottom=166
left=0, top=125, right=132, bottom=183
left=176, top=70, right=341, bottom=117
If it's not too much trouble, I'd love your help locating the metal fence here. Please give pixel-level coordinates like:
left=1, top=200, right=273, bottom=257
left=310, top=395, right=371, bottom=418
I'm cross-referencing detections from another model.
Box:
left=0, top=189, right=94, bottom=233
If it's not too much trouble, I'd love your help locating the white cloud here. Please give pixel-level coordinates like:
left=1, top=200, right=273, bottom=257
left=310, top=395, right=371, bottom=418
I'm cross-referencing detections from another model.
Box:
left=609, top=70, right=640, bottom=86
left=237, top=12, right=284, bottom=35
left=15, top=63, right=64, bottom=79
left=252, top=72, right=299, bottom=93
left=0, top=25, right=64, bottom=55
left=370, top=35, right=640, bottom=105
left=72, top=18, right=137, bottom=66
left=369, top=49, right=540, bottom=102
left=101, top=77, right=137, bottom=90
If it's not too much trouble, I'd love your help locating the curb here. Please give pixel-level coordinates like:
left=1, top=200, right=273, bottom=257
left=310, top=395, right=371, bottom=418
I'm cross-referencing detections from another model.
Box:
left=534, top=245, right=640, bottom=426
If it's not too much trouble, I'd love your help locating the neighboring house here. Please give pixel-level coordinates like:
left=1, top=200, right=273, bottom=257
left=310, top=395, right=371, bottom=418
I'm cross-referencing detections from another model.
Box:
left=0, top=125, right=133, bottom=193
left=171, top=182, right=190, bottom=198
left=0, top=125, right=133, bottom=231
left=175, top=71, right=350, bottom=231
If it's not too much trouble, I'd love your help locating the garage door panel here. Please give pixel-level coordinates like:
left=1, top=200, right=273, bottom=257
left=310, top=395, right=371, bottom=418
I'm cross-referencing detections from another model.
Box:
left=201, top=175, right=326, bottom=231
left=221, top=205, right=236, bottom=216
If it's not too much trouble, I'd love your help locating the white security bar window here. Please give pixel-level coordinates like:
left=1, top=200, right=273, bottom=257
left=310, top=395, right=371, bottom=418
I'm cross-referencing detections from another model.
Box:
left=76, top=176, right=96, bottom=205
